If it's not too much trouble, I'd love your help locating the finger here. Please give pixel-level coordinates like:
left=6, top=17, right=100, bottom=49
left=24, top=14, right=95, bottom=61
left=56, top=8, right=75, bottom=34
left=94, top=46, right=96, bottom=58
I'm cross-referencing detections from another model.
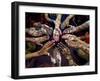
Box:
left=46, top=43, right=55, bottom=50
left=57, top=43, right=66, bottom=53
left=62, top=34, right=71, bottom=39
left=40, top=42, right=52, bottom=51
left=43, top=51, right=49, bottom=55
left=57, top=43, right=62, bottom=50
left=65, top=40, right=70, bottom=44
left=58, top=43, right=64, bottom=49
left=64, top=35, right=76, bottom=41
left=26, top=38, right=35, bottom=42
left=44, top=41, right=52, bottom=47
left=57, top=43, right=63, bottom=50
left=62, top=34, right=67, bottom=39
left=51, top=40, right=55, bottom=43
left=58, top=42, right=68, bottom=52
left=48, top=43, right=55, bottom=48
left=65, top=40, right=77, bottom=48
left=46, top=40, right=55, bottom=47
left=36, top=42, right=43, bottom=46
left=65, top=40, right=71, bottom=47
left=56, top=45, right=62, bottom=51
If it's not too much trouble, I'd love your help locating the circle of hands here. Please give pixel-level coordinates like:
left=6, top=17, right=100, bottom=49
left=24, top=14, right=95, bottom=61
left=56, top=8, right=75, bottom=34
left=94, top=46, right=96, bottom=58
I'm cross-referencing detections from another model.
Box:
left=26, top=14, right=89, bottom=66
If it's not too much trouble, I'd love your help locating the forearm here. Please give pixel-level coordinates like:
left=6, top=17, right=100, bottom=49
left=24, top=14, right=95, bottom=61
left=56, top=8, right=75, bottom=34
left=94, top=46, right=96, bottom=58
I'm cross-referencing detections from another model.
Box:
left=78, top=49, right=89, bottom=61
left=80, top=45, right=89, bottom=54
left=26, top=36, right=49, bottom=43
left=78, top=40, right=89, bottom=54
left=26, top=51, right=40, bottom=59
left=75, top=21, right=89, bottom=33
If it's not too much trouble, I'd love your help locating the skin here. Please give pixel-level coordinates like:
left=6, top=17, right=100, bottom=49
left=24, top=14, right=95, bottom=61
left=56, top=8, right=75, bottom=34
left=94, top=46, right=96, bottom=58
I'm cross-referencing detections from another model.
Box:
left=62, top=34, right=89, bottom=54
left=53, top=28, right=61, bottom=42
left=53, top=15, right=62, bottom=42
left=63, top=21, right=89, bottom=34
left=26, top=27, right=45, bottom=37
left=61, top=15, right=74, bottom=29
left=26, top=36, right=49, bottom=46
left=57, top=42, right=77, bottom=66
left=26, top=41, right=55, bottom=60
left=63, top=25, right=76, bottom=34
left=33, top=22, right=53, bottom=35
left=26, top=14, right=89, bottom=66
left=45, top=14, right=62, bottom=42
left=26, top=23, right=53, bottom=37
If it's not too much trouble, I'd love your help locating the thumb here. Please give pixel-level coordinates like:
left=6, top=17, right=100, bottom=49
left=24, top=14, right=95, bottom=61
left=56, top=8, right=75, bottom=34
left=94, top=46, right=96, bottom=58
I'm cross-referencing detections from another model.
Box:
left=43, top=51, right=48, bottom=55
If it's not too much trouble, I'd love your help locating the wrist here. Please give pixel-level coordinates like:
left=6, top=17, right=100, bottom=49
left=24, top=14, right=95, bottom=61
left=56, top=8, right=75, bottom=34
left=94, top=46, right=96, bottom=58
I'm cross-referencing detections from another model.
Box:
left=37, top=51, right=41, bottom=56
left=79, top=44, right=82, bottom=49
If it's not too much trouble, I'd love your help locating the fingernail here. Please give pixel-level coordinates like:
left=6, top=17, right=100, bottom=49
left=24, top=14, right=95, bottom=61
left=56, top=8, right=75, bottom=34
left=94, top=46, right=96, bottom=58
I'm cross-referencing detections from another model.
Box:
left=51, top=40, right=55, bottom=43
left=62, top=35, right=65, bottom=39
left=47, top=53, right=50, bottom=56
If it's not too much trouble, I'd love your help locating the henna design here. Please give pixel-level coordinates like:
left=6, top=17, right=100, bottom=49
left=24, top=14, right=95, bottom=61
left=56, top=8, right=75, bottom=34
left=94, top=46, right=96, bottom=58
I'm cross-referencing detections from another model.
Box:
left=26, top=14, right=89, bottom=67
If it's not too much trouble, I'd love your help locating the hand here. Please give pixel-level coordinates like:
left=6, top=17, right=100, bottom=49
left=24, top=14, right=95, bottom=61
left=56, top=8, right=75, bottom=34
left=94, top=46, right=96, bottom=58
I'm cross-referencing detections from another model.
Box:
left=62, top=34, right=81, bottom=48
left=26, top=36, right=49, bottom=46
left=26, top=40, right=55, bottom=59
left=26, top=27, right=44, bottom=37
left=53, top=28, right=62, bottom=42
left=39, top=40, right=55, bottom=55
left=57, top=42, right=70, bottom=54
left=63, top=25, right=76, bottom=34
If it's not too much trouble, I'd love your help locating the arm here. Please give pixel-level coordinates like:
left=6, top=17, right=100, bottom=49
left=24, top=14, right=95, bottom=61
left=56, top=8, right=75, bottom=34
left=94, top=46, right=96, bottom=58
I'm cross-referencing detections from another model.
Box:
left=61, top=15, right=74, bottom=29
left=62, top=34, right=89, bottom=54
left=45, top=13, right=62, bottom=42
left=57, top=42, right=77, bottom=66
left=63, top=21, right=89, bottom=34
left=26, top=51, right=40, bottom=59
left=26, top=36, right=49, bottom=46
left=26, top=41, right=55, bottom=60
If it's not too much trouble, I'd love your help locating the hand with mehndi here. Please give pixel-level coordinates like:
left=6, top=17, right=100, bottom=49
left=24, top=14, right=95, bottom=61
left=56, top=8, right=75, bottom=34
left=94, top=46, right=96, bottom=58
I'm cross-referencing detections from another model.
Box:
left=62, top=34, right=89, bottom=54
left=62, top=34, right=82, bottom=48
left=26, top=40, right=55, bottom=59
left=39, top=40, right=55, bottom=55
left=26, top=36, right=49, bottom=46
left=25, top=14, right=90, bottom=66
left=53, top=28, right=62, bottom=42
left=63, top=25, right=76, bottom=34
